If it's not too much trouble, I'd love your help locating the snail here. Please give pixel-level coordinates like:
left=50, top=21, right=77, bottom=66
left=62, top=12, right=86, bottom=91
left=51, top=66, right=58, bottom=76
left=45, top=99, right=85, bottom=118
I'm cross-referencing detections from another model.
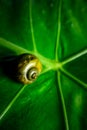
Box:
left=16, top=53, right=42, bottom=84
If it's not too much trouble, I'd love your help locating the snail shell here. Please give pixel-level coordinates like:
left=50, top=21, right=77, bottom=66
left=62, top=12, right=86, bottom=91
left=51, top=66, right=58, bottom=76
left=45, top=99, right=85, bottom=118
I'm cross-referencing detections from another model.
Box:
left=16, top=54, right=42, bottom=84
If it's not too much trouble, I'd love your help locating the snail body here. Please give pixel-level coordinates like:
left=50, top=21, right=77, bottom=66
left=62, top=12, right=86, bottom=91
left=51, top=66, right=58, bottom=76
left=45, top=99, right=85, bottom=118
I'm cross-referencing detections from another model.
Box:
left=16, top=54, right=42, bottom=84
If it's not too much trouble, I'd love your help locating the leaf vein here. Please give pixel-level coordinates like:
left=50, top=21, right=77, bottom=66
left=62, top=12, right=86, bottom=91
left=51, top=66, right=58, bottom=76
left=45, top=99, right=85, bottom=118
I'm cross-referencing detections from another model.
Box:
left=57, top=71, right=69, bottom=130
left=30, top=0, right=37, bottom=52
left=60, top=67, right=87, bottom=89
left=0, top=85, right=27, bottom=121
left=61, top=49, right=87, bottom=66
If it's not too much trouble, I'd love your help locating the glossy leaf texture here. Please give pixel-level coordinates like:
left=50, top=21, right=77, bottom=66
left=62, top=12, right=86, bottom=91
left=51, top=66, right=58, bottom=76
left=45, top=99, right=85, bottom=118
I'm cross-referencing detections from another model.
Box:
left=0, top=0, right=87, bottom=130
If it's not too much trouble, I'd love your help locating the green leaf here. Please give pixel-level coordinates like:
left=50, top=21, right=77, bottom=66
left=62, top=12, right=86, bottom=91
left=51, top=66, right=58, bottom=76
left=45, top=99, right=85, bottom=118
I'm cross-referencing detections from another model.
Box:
left=0, top=0, right=87, bottom=130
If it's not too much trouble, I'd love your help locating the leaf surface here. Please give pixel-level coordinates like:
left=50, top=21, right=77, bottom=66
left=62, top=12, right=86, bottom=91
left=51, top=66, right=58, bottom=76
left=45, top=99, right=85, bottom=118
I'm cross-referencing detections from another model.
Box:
left=0, top=0, right=87, bottom=130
